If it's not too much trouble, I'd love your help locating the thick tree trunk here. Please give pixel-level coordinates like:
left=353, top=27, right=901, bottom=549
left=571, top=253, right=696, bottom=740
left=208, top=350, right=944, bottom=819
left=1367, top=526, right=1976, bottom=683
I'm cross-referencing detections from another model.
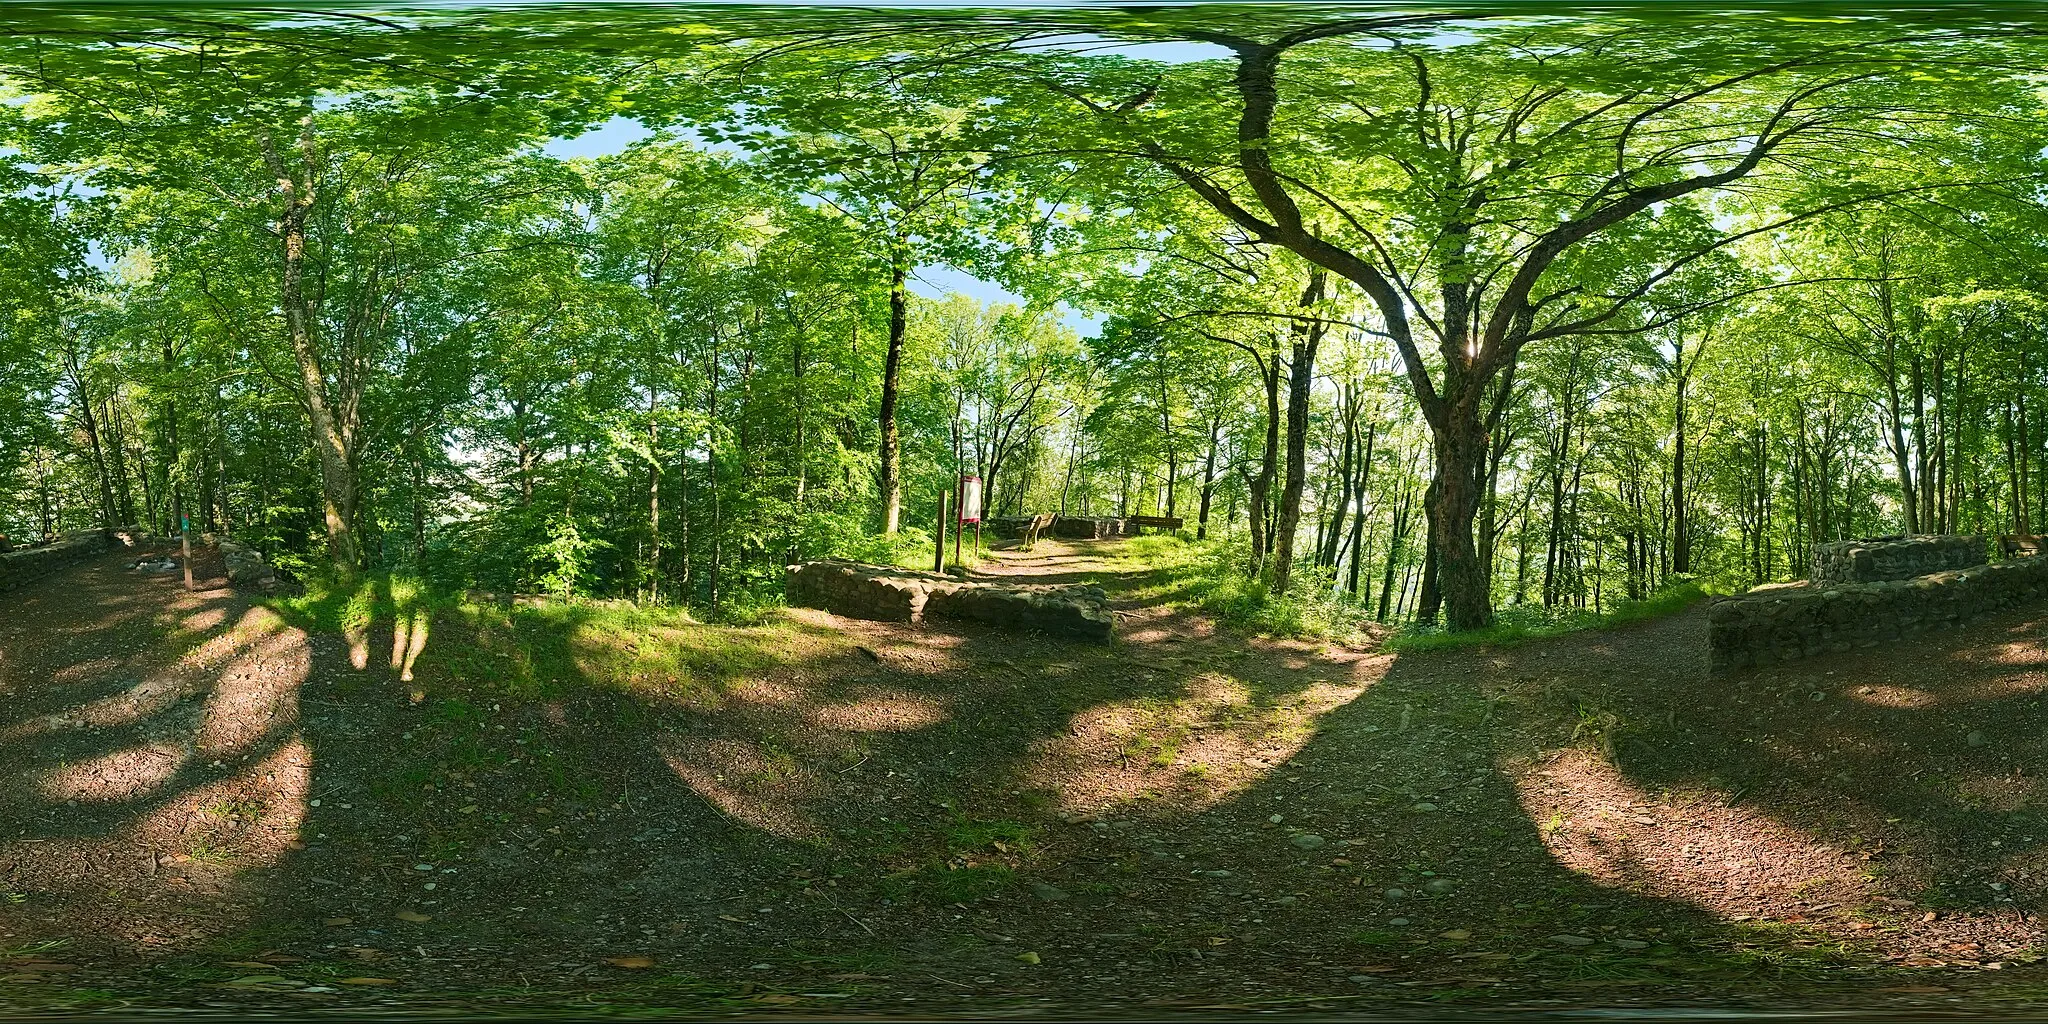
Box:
left=262, top=130, right=360, bottom=575
left=1430, top=415, right=1493, bottom=630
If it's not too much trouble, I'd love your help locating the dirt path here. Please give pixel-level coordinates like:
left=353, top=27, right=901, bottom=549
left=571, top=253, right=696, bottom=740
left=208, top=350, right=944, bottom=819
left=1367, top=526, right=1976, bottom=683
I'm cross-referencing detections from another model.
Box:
left=4, top=539, right=2048, bottom=1014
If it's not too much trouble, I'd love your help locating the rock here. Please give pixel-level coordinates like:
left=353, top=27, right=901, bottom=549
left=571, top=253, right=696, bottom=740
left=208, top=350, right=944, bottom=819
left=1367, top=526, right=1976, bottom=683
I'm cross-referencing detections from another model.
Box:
left=1423, top=878, right=1455, bottom=895
left=1967, top=731, right=1988, bottom=747
left=1412, top=802, right=1439, bottom=812
left=1383, top=887, right=1408, bottom=901
left=1612, top=938, right=1649, bottom=949
left=1028, top=881, right=1070, bottom=902
left=1289, top=833, right=1326, bottom=850
left=1202, top=870, right=1234, bottom=879
left=785, top=559, right=1113, bottom=642
left=1388, top=917, right=1410, bottom=927
left=1550, top=934, right=1595, bottom=946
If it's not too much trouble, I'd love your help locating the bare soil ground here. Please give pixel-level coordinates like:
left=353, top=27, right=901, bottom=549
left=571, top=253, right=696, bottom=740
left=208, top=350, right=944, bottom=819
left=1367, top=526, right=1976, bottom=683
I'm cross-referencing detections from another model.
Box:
left=4, top=539, right=2048, bottom=1017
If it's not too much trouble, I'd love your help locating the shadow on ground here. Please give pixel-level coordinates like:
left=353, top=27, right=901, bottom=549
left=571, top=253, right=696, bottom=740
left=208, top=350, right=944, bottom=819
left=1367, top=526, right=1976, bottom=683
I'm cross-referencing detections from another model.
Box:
left=2, top=541, right=2044, bottom=1011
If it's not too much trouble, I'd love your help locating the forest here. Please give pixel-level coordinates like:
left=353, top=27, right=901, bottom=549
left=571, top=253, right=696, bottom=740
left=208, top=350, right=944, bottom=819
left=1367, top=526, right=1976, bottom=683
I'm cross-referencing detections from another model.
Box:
left=2, top=4, right=2045, bottom=635
left=13, top=4, right=2048, bottom=1017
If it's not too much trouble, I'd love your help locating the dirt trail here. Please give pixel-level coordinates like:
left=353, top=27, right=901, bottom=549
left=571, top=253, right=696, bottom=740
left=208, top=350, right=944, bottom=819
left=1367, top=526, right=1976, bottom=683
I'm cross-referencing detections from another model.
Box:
left=3, top=539, right=2048, bottom=1014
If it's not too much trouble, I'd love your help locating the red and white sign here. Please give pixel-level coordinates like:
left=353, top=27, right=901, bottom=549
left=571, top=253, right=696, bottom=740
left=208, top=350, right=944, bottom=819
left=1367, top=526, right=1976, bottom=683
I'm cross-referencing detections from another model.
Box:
left=957, top=476, right=983, bottom=524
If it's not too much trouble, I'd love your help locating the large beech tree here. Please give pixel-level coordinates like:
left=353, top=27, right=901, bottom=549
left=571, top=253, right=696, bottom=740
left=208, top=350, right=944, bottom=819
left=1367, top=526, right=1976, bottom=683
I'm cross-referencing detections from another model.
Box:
left=967, top=14, right=2039, bottom=626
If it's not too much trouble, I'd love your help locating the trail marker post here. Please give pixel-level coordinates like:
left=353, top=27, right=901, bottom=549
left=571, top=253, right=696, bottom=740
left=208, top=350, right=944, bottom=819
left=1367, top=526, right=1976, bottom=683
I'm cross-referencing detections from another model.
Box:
left=934, top=489, right=949, bottom=573
left=180, top=513, right=194, bottom=591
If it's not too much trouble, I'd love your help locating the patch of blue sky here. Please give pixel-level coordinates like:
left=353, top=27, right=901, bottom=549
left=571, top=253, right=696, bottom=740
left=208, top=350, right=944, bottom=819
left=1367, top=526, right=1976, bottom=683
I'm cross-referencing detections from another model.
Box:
left=912, top=264, right=1102, bottom=338
left=1007, top=33, right=1230, bottom=65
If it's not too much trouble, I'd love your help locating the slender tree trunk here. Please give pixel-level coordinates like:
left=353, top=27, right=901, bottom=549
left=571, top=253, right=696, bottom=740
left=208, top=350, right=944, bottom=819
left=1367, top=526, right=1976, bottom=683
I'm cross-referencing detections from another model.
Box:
left=1672, top=336, right=1691, bottom=574
left=1377, top=474, right=1411, bottom=622
left=878, top=235, right=910, bottom=533
left=62, top=347, right=116, bottom=528
left=1346, top=421, right=1375, bottom=596
left=1196, top=411, right=1221, bottom=540
left=1270, top=269, right=1326, bottom=595
left=1417, top=475, right=1442, bottom=625
left=1246, top=351, right=1279, bottom=576
left=647, top=388, right=662, bottom=603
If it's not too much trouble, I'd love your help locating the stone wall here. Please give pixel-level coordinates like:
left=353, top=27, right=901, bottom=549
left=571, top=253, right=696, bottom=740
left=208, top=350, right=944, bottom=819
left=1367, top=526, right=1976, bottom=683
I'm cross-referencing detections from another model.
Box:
left=1052, top=516, right=1133, bottom=540
left=1709, top=554, right=2048, bottom=672
left=218, top=538, right=279, bottom=587
left=0, top=530, right=115, bottom=593
left=1811, top=534, right=1986, bottom=584
left=786, top=559, right=1114, bottom=642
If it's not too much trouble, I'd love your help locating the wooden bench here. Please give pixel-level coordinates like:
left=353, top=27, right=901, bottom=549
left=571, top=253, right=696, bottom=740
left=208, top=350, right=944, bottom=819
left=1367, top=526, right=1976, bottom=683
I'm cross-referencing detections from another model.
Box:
left=2000, top=534, right=2046, bottom=559
left=1127, top=515, right=1184, bottom=534
left=1019, top=513, right=1056, bottom=549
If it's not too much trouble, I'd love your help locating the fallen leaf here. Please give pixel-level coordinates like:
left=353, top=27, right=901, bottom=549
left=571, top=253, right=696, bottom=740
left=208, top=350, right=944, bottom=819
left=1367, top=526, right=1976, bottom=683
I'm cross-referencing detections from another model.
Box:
left=604, top=956, right=655, bottom=969
left=337, top=977, right=397, bottom=986
left=1438, top=929, right=1472, bottom=940
left=1015, top=951, right=1041, bottom=964
left=394, top=909, right=432, bottom=923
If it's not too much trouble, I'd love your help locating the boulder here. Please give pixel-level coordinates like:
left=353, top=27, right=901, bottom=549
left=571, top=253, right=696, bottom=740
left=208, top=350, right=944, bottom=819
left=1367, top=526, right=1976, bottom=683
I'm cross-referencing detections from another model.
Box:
left=218, top=539, right=277, bottom=587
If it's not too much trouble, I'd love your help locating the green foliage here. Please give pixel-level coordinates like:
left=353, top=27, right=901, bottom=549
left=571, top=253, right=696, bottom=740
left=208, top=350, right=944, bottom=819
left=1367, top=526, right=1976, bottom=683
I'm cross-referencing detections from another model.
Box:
left=0, top=5, right=2043, bottom=638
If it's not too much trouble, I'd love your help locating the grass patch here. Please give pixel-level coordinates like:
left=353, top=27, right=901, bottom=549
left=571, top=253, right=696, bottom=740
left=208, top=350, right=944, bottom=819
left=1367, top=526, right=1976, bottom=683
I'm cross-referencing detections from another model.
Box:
left=269, top=573, right=817, bottom=703
left=946, top=818, right=1033, bottom=855
left=881, top=863, right=1017, bottom=905
left=1118, top=539, right=1377, bottom=644
left=1385, top=580, right=1710, bottom=653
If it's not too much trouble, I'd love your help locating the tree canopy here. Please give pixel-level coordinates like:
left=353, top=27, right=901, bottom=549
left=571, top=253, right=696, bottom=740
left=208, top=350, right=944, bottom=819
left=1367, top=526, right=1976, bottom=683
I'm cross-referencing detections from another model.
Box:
left=3, top=3, right=2045, bottom=631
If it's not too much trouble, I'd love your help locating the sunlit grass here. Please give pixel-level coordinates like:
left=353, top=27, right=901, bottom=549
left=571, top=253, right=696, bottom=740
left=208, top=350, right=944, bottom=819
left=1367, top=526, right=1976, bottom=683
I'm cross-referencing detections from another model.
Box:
left=1115, top=536, right=1378, bottom=643
left=269, top=573, right=812, bottom=702
left=1385, top=581, right=1710, bottom=653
